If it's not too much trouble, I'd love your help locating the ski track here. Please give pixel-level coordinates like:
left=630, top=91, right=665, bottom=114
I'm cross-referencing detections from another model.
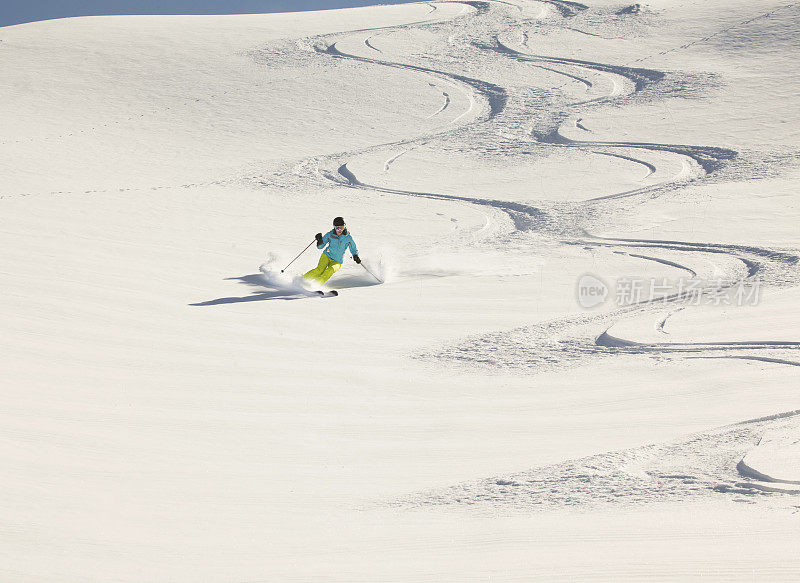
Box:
left=338, top=162, right=547, bottom=232
left=267, top=0, right=800, bottom=510
left=687, top=356, right=800, bottom=368
left=614, top=250, right=698, bottom=277
left=592, top=151, right=656, bottom=177
left=538, top=134, right=738, bottom=180
left=320, top=42, right=508, bottom=119
left=563, top=26, right=621, bottom=40
left=492, top=37, right=664, bottom=92
left=532, top=63, right=594, bottom=89
left=589, top=235, right=800, bottom=280
left=596, top=332, right=800, bottom=352
left=656, top=307, right=684, bottom=334
left=388, top=411, right=800, bottom=513
left=363, top=35, right=382, bottom=53
left=317, top=0, right=798, bottom=359
left=428, top=90, right=451, bottom=118
left=384, top=150, right=407, bottom=171
left=314, top=5, right=797, bottom=333
left=489, top=36, right=738, bottom=190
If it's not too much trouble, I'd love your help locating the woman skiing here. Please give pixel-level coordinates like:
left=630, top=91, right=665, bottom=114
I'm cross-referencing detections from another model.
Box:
left=304, top=216, right=360, bottom=285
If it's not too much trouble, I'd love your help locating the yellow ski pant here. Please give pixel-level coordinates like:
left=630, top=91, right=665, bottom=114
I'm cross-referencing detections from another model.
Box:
left=303, top=254, right=341, bottom=284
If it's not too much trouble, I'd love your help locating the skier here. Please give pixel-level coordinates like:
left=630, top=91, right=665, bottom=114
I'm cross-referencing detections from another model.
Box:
left=303, top=216, right=360, bottom=285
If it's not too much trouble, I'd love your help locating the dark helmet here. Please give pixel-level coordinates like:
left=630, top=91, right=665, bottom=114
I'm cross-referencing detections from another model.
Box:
left=333, top=216, right=345, bottom=227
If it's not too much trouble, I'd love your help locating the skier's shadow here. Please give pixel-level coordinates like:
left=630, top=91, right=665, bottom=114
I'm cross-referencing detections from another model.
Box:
left=189, top=274, right=306, bottom=306
left=189, top=273, right=381, bottom=306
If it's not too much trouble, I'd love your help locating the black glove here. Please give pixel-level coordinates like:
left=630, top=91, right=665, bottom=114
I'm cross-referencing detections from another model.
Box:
left=353, top=254, right=361, bottom=264
left=315, top=233, right=323, bottom=245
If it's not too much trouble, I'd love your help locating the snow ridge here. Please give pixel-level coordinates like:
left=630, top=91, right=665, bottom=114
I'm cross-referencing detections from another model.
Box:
left=393, top=412, right=800, bottom=513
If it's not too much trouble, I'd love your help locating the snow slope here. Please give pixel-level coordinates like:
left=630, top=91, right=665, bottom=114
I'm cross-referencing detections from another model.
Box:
left=1, top=1, right=799, bottom=581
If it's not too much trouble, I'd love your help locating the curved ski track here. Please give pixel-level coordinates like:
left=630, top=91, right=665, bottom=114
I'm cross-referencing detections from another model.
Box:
left=286, top=0, right=800, bottom=507
left=321, top=42, right=508, bottom=119
left=309, top=0, right=797, bottom=348
left=593, top=151, right=656, bottom=177
left=491, top=36, right=738, bottom=191
left=389, top=410, right=800, bottom=512
left=363, top=35, right=382, bottom=53
left=493, top=37, right=665, bottom=92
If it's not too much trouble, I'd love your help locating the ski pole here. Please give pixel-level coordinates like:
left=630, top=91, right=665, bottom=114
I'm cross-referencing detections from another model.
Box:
left=280, top=240, right=315, bottom=273
left=360, top=261, right=383, bottom=283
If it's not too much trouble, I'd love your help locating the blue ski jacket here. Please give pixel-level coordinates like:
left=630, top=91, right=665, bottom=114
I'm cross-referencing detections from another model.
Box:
left=318, top=229, right=358, bottom=264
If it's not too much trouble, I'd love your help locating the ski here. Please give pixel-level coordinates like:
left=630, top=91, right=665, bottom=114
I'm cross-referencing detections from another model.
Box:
left=314, top=290, right=339, bottom=298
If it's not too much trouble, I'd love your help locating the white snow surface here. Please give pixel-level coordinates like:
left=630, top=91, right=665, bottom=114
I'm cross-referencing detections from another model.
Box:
left=2, top=1, right=800, bottom=581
